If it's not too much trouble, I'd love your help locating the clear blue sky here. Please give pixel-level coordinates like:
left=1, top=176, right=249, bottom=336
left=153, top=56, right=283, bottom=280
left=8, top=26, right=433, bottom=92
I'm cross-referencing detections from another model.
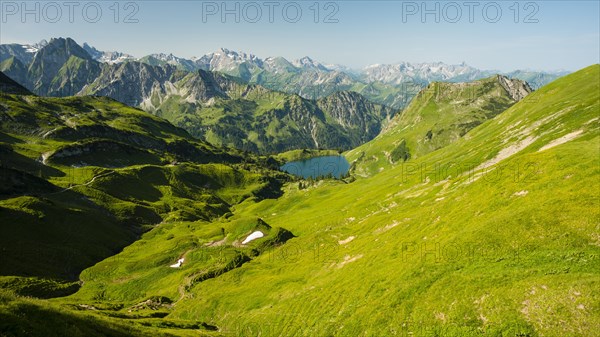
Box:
left=1, top=1, right=598, bottom=71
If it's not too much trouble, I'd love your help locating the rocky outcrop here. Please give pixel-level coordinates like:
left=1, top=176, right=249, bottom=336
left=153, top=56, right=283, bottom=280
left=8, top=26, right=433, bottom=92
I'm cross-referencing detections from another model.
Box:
left=317, top=90, right=394, bottom=140
left=497, top=75, right=533, bottom=101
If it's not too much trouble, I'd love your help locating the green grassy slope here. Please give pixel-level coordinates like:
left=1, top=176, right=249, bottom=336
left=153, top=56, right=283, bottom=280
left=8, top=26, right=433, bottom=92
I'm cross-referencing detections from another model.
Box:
left=347, top=75, right=530, bottom=176
left=0, top=289, right=218, bottom=337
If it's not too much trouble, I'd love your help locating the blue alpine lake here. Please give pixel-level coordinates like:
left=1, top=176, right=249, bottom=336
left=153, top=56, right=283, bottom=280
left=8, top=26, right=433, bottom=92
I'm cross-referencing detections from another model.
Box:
left=280, top=155, right=350, bottom=179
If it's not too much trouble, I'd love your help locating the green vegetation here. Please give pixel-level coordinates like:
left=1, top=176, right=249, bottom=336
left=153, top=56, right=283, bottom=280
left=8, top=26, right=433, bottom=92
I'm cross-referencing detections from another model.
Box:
left=0, top=289, right=218, bottom=336
left=273, top=149, right=341, bottom=163
left=347, top=75, right=529, bottom=176
left=0, top=91, right=288, bottom=296
left=148, top=76, right=394, bottom=154
left=1, top=65, right=599, bottom=336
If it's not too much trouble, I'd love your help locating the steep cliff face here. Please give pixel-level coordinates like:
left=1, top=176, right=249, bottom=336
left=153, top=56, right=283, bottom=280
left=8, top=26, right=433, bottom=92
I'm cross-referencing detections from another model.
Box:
left=0, top=57, right=29, bottom=89
left=317, top=91, right=394, bottom=138
left=80, top=61, right=181, bottom=106
left=0, top=38, right=101, bottom=96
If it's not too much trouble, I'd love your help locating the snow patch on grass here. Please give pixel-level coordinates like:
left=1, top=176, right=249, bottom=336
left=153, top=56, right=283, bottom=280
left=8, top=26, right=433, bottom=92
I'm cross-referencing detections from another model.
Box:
left=242, top=231, right=264, bottom=244
left=170, top=258, right=184, bottom=268
left=513, top=190, right=529, bottom=197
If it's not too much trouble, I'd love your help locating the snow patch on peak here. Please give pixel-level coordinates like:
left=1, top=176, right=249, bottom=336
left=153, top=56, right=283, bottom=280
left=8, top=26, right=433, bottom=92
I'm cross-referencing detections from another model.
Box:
left=361, top=61, right=485, bottom=84
left=82, top=42, right=135, bottom=64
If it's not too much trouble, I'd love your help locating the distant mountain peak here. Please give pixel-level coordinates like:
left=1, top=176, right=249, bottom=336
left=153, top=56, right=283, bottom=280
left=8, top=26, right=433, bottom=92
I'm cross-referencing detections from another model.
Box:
left=48, top=37, right=79, bottom=49
left=36, top=37, right=93, bottom=62
left=27, top=39, right=48, bottom=53
left=214, top=48, right=259, bottom=62
left=292, top=56, right=329, bottom=71
left=361, top=61, right=486, bottom=85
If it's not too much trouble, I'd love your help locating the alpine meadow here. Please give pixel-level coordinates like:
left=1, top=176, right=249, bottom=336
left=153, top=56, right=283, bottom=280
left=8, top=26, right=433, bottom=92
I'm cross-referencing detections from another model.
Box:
left=0, top=1, right=598, bottom=336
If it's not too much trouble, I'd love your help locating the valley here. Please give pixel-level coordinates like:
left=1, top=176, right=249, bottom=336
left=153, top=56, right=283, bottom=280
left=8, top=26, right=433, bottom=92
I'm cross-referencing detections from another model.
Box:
left=0, top=59, right=598, bottom=335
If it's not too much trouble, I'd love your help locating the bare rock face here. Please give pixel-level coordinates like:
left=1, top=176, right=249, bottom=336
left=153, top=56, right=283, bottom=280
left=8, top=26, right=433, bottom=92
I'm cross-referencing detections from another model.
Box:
left=497, top=75, right=533, bottom=101
left=316, top=90, right=394, bottom=140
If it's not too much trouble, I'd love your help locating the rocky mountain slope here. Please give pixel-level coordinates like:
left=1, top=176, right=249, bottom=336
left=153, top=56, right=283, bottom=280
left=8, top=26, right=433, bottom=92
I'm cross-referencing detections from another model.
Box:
left=0, top=40, right=47, bottom=65
left=82, top=42, right=135, bottom=64
left=75, top=61, right=394, bottom=153
left=2, top=39, right=566, bottom=110
left=1, top=38, right=102, bottom=97
left=0, top=72, right=32, bottom=95
left=1, top=38, right=394, bottom=154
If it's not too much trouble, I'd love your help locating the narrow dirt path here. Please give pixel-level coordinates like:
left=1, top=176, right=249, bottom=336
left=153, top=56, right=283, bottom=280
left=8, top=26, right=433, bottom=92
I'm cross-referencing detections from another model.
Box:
left=49, top=171, right=115, bottom=195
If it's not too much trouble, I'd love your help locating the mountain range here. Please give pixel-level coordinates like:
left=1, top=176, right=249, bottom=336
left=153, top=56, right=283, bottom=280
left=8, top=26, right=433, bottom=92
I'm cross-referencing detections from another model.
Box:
left=1, top=38, right=567, bottom=108
left=1, top=38, right=561, bottom=155
left=88, top=45, right=566, bottom=107
left=1, top=38, right=396, bottom=153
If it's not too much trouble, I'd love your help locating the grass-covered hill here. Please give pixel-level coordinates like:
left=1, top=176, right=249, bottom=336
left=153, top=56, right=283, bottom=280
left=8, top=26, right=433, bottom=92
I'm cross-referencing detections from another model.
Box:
left=0, top=79, right=289, bottom=300
left=347, top=75, right=532, bottom=176
left=1, top=65, right=598, bottom=336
